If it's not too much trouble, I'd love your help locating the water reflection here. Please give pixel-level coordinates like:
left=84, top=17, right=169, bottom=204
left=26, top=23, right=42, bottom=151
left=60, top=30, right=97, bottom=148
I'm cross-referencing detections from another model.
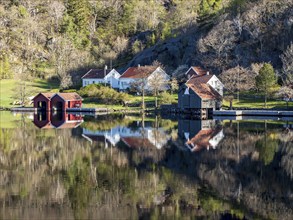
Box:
left=33, top=111, right=83, bottom=129
left=178, top=119, right=224, bottom=152
left=0, top=112, right=292, bottom=219
left=82, top=117, right=170, bottom=150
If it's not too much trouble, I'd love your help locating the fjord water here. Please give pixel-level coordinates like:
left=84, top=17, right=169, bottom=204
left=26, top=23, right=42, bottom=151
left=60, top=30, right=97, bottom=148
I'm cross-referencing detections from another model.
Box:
left=0, top=112, right=292, bottom=219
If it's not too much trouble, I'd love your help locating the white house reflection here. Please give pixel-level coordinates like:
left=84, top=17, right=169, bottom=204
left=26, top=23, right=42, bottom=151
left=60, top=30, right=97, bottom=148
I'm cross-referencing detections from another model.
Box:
left=178, top=119, right=224, bottom=152
left=82, top=121, right=170, bottom=149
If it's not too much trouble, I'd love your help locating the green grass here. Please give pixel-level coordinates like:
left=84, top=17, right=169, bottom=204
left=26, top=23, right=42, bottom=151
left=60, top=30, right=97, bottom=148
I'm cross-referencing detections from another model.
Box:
left=223, top=96, right=293, bottom=110
left=82, top=94, right=178, bottom=110
left=0, top=79, right=58, bottom=108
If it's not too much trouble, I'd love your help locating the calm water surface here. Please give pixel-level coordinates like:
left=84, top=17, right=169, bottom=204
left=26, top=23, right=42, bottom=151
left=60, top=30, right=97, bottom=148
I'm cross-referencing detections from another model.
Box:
left=0, top=111, right=292, bottom=219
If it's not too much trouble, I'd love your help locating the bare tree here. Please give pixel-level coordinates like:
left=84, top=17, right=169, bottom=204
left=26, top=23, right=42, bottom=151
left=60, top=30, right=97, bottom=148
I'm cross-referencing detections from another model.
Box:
left=129, top=66, right=155, bottom=111
left=12, top=71, right=34, bottom=106
left=280, top=43, right=293, bottom=85
left=48, top=1, right=66, bottom=32
left=172, top=65, right=189, bottom=83
left=169, top=77, right=178, bottom=95
left=220, top=66, right=255, bottom=109
left=113, top=36, right=129, bottom=55
left=51, top=37, right=74, bottom=89
left=130, top=78, right=147, bottom=111
left=277, top=85, right=293, bottom=109
left=148, top=71, right=169, bottom=108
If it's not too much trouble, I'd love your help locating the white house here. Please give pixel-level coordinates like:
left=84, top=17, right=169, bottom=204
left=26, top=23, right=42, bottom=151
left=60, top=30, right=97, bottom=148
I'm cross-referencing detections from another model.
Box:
left=185, top=67, right=224, bottom=96
left=118, top=66, right=170, bottom=91
left=81, top=68, right=120, bottom=88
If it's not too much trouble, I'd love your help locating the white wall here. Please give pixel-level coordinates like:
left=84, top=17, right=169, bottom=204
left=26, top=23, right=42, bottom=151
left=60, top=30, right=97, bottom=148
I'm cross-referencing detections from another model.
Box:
left=207, top=75, right=224, bottom=96
left=119, top=78, right=135, bottom=90
left=82, top=69, right=121, bottom=88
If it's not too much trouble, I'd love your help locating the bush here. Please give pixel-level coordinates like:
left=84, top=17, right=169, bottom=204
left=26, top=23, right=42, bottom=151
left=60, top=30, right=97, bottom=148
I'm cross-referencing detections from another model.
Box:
left=159, top=91, right=175, bottom=104
left=78, top=84, right=131, bottom=105
left=62, top=89, right=77, bottom=93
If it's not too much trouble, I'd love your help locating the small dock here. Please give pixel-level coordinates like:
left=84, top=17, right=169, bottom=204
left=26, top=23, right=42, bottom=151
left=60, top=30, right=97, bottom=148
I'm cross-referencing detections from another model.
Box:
left=213, top=110, right=293, bottom=117
left=11, top=107, right=38, bottom=112
left=66, top=108, right=109, bottom=113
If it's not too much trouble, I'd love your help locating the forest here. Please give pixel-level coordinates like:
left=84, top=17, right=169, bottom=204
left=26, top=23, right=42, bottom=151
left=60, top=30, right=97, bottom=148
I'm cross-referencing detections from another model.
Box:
left=0, top=0, right=292, bottom=95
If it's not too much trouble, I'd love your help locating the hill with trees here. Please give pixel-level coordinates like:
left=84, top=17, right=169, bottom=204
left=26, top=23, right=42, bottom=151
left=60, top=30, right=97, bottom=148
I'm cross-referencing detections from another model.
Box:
left=0, top=0, right=292, bottom=90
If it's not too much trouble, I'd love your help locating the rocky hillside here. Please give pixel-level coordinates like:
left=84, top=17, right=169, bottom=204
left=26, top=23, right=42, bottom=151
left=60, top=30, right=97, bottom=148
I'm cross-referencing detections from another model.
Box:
left=128, top=0, right=293, bottom=75
left=0, top=0, right=292, bottom=87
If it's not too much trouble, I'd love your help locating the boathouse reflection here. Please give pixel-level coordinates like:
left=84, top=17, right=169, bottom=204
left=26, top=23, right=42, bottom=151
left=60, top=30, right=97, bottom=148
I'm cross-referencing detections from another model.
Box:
left=178, top=119, right=224, bottom=152
left=33, top=111, right=83, bottom=129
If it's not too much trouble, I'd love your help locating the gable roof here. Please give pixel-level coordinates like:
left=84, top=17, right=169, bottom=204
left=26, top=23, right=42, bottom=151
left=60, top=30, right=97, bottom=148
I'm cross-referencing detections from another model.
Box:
left=186, top=75, right=221, bottom=100
left=121, top=137, right=155, bottom=148
left=32, top=93, right=55, bottom=100
left=186, top=74, right=213, bottom=84
left=56, top=120, right=83, bottom=129
left=120, top=66, right=158, bottom=79
left=185, top=66, right=208, bottom=76
left=53, top=92, right=83, bottom=101
left=81, top=69, right=112, bottom=79
left=186, top=128, right=222, bottom=152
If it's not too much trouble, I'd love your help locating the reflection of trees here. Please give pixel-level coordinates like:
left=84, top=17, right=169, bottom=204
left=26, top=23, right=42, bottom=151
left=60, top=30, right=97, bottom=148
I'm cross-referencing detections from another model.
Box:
left=63, top=156, right=94, bottom=219
left=0, top=118, right=292, bottom=219
left=81, top=115, right=132, bottom=131
left=256, top=135, right=278, bottom=166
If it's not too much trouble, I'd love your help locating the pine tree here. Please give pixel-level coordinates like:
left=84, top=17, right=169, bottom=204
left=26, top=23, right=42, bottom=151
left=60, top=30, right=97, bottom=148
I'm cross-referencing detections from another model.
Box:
left=0, top=55, right=12, bottom=79
left=63, top=0, right=91, bottom=48
left=255, top=63, right=278, bottom=108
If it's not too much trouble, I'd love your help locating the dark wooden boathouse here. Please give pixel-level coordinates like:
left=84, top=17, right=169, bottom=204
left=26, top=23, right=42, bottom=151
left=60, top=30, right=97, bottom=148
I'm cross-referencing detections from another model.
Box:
left=51, top=93, right=83, bottom=111
left=32, top=93, right=55, bottom=111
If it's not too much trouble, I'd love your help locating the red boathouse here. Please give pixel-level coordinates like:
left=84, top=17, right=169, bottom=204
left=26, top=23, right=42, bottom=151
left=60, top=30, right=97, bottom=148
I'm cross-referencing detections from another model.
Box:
left=32, top=93, right=55, bottom=111
left=51, top=93, right=83, bottom=111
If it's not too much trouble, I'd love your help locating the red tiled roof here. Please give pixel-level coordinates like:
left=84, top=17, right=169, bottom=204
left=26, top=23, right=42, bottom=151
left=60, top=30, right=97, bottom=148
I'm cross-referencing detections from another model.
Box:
left=81, top=69, right=111, bottom=79
left=56, top=121, right=83, bottom=129
left=33, top=93, right=55, bottom=100
left=186, top=128, right=221, bottom=152
left=120, top=66, right=158, bottom=78
left=191, top=66, right=208, bottom=76
left=56, top=92, right=82, bottom=101
left=186, top=74, right=213, bottom=84
left=186, top=83, right=220, bottom=100
left=121, top=137, right=155, bottom=148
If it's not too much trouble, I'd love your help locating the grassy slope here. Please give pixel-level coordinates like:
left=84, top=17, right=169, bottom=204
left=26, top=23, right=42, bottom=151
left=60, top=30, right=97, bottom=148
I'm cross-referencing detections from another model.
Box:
left=223, top=98, right=293, bottom=109
left=0, top=79, right=58, bottom=108
left=82, top=94, right=178, bottom=110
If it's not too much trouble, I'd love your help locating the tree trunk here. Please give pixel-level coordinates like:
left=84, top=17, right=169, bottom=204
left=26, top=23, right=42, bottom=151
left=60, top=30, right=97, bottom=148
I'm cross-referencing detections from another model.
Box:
left=142, top=87, right=145, bottom=112
left=264, top=93, right=267, bottom=108
left=229, top=100, right=233, bottom=110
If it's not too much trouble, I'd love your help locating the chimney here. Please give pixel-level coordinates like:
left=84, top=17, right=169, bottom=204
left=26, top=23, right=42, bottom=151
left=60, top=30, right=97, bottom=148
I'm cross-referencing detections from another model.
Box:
left=207, top=71, right=209, bottom=75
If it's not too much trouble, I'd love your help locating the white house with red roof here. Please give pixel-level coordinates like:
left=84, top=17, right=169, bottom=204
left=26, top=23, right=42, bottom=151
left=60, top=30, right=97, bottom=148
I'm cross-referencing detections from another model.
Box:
left=184, top=66, right=223, bottom=95
left=118, top=65, right=170, bottom=91
left=178, top=70, right=223, bottom=110
left=81, top=68, right=120, bottom=88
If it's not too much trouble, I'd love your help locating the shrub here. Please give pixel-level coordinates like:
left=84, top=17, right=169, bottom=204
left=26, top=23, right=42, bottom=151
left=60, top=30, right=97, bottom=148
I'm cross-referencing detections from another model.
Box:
left=78, top=84, right=131, bottom=105
left=159, top=91, right=175, bottom=104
